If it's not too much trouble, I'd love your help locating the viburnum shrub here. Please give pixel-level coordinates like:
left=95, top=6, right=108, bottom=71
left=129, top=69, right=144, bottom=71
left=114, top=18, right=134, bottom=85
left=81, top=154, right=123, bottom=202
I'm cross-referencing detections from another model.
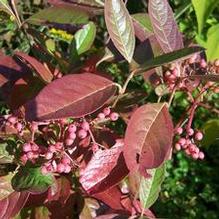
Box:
left=0, top=0, right=218, bottom=218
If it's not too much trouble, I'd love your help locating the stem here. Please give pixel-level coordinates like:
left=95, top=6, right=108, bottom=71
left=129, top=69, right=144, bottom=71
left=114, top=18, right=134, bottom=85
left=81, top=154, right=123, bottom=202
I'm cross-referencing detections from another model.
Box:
left=168, top=87, right=177, bottom=107
left=10, top=0, right=22, bottom=28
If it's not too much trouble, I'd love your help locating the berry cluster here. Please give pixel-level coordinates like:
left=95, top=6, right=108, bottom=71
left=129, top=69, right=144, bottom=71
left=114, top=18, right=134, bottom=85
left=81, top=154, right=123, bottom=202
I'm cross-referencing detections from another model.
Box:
left=175, top=127, right=204, bottom=160
left=3, top=114, right=24, bottom=135
left=97, top=107, right=119, bottom=121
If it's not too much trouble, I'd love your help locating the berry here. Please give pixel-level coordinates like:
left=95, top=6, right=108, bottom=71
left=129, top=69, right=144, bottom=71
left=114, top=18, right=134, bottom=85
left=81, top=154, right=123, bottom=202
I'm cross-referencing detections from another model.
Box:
left=78, top=129, right=87, bottom=139
left=97, top=113, right=105, bottom=119
left=176, top=127, right=183, bottom=135
left=192, top=153, right=199, bottom=160
left=175, top=143, right=181, bottom=151
left=45, top=152, right=53, bottom=160
left=20, top=154, right=28, bottom=164
left=103, top=107, right=111, bottom=116
left=81, top=121, right=90, bottom=131
left=195, top=132, right=203, bottom=141
left=92, top=143, right=99, bottom=153
left=187, top=128, right=194, bottom=136
left=68, top=124, right=77, bottom=133
left=41, top=166, right=48, bottom=175
left=65, top=138, right=74, bottom=146
left=68, top=132, right=76, bottom=140
left=110, top=112, right=119, bottom=121
left=23, top=143, right=32, bottom=152
left=31, top=144, right=39, bottom=152
left=55, top=142, right=63, bottom=150
left=27, top=152, right=34, bottom=159
left=15, top=122, right=23, bottom=132
left=215, top=59, right=219, bottom=67
left=49, top=145, right=56, bottom=153
left=8, top=116, right=17, bottom=124
left=200, top=59, right=207, bottom=68
left=199, top=152, right=205, bottom=160
left=62, top=157, right=71, bottom=165
left=64, top=165, right=71, bottom=173
left=178, top=138, right=186, bottom=146
left=57, top=163, right=65, bottom=173
left=31, top=122, right=38, bottom=131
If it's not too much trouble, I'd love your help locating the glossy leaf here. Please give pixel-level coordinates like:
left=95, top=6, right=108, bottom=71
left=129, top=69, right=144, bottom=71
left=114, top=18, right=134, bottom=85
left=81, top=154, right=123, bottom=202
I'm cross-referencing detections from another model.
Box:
left=137, top=46, right=204, bottom=74
left=27, top=5, right=89, bottom=26
left=15, top=52, right=53, bottom=83
left=80, top=140, right=129, bottom=194
left=139, top=164, right=166, bottom=209
left=206, top=24, right=219, bottom=61
left=192, top=0, right=218, bottom=34
left=104, top=0, right=135, bottom=62
left=12, top=167, right=54, bottom=193
left=124, top=103, right=173, bottom=175
left=0, top=192, right=29, bottom=219
left=148, top=0, right=183, bottom=53
left=48, top=0, right=104, bottom=7
left=25, top=73, right=116, bottom=121
left=132, top=13, right=153, bottom=41
left=75, top=22, right=96, bottom=55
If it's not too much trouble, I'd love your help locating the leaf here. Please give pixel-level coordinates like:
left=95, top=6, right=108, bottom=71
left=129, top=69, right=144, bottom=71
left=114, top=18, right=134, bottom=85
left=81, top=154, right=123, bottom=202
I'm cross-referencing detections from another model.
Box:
left=15, top=52, right=53, bottom=83
left=192, top=0, right=218, bottom=34
left=0, top=192, right=29, bottom=219
left=0, top=142, right=14, bottom=164
left=104, top=0, right=135, bottom=62
left=80, top=140, right=129, bottom=194
left=123, top=103, right=173, bottom=176
left=0, top=0, right=14, bottom=17
left=25, top=73, right=117, bottom=121
left=206, top=24, right=219, bottom=61
left=75, top=21, right=96, bottom=55
left=0, top=174, right=14, bottom=201
left=11, top=167, right=54, bottom=193
left=139, top=164, right=165, bottom=209
left=132, top=13, right=153, bottom=42
left=148, top=0, right=183, bottom=53
left=27, top=5, right=89, bottom=26
left=202, top=120, right=219, bottom=147
left=189, top=74, right=219, bottom=82
left=137, top=46, right=204, bottom=74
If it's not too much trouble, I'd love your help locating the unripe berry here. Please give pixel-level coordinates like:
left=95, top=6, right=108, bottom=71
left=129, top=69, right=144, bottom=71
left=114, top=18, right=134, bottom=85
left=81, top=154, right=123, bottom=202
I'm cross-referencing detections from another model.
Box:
left=68, top=124, right=77, bottom=133
left=187, top=128, right=194, bottom=136
left=110, top=112, right=119, bottom=121
left=97, top=113, right=105, bottom=119
left=176, top=127, right=183, bottom=135
left=200, top=59, right=207, bottom=68
left=65, top=138, right=74, bottom=146
left=199, top=152, right=205, bottom=160
left=64, top=165, right=71, bottom=173
left=175, top=143, right=181, bottom=151
left=103, top=107, right=111, bottom=116
left=185, top=148, right=191, bottom=155
left=188, top=144, right=196, bottom=153
left=195, top=131, right=203, bottom=141
left=81, top=121, right=90, bottom=131
left=178, top=138, right=186, bottom=146
left=45, top=152, right=53, bottom=160
left=57, top=163, right=65, bottom=173
left=78, top=129, right=87, bottom=139
left=23, top=143, right=32, bottom=152
left=165, top=71, right=171, bottom=77
left=192, top=152, right=199, bottom=160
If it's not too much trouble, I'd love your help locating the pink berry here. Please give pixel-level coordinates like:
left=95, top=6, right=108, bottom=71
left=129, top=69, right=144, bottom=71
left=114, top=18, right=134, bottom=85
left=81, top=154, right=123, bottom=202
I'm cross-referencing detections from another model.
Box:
left=199, top=152, right=205, bottom=160
left=23, top=143, right=32, bottom=152
left=172, top=68, right=178, bottom=77
left=62, top=157, right=71, bottom=165
left=15, top=122, right=23, bottom=132
left=97, top=113, right=105, bottom=119
left=187, top=128, right=194, bottom=136
left=110, top=112, right=119, bottom=121
left=92, top=143, right=99, bottom=153
left=41, top=166, right=48, bottom=175
left=195, top=132, right=203, bottom=141
left=20, top=154, right=28, bottom=164
left=178, top=138, right=186, bottom=146
left=81, top=121, right=90, bottom=131
left=49, top=145, right=56, bottom=153
left=188, top=144, right=196, bottom=153
left=27, top=152, right=34, bottom=159
left=8, top=116, right=17, bottom=124
left=65, top=138, right=74, bottom=146
left=185, top=148, right=191, bottom=155
left=200, top=59, right=207, bottom=68
left=175, top=143, right=181, bottom=151
left=33, top=153, right=39, bottom=159
left=45, top=152, right=53, bottom=160
left=176, top=127, right=183, bottom=135
left=68, top=124, right=77, bottom=133
left=31, top=144, right=39, bottom=152
left=57, top=163, right=65, bottom=173
left=192, top=152, right=199, bottom=160
left=55, top=142, right=63, bottom=150
left=78, top=129, right=87, bottom=139
left=103, top=107, right=111, bottom=116
left=64, top=165, right=71, bottom=173
left=165, top=71, right=171, bottom=77
left=68, top=132, right=76, bottom=140
left=31, top=122, right=38, bottom=131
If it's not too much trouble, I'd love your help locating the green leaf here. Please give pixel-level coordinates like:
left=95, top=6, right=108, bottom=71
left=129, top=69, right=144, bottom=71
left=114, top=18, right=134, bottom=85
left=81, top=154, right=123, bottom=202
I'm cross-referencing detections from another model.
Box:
left=104, top=0, right=135, bottom=62
left=132, top=13, right=153, bottom=33
left=0, top=142, right=13, bottom=164
left=0, top=0, right=14, bottom=16
left=206, top=24, right=219, bottom=61
left=202, top=119, right=219, bottom=147
left=137, top=46, right=204, bottom=74
left=192, top=0, right=218, bottom=34
left=27, top=5, right=89, bottom=26
left=139, top=164, right=166, bottom=209
left=12, top=167, right=54, bottom=193
left=75, top=21, right=96, bottom=55
left=0, top=174, right=14, bottom=201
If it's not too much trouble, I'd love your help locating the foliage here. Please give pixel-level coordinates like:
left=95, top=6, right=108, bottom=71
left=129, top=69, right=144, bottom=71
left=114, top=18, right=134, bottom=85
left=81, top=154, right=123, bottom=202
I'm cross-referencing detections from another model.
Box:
left=0, top=0, right=218, bottom=218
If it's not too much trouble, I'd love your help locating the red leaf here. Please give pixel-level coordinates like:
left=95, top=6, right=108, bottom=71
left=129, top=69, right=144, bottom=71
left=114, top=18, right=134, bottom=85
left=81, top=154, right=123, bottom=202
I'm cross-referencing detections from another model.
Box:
left=148, top=0, right=184, bottom=53
left=25, top=73, right=116, bottom=121
left=47, top=176, right=71, bottom=205
left=0, top=192, right=29, bottom=219
left=124, top=103, right=173, bottom=175
left=15, top=52, right=53, bottom=83
left=80, top=140, right=129, bottom=194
